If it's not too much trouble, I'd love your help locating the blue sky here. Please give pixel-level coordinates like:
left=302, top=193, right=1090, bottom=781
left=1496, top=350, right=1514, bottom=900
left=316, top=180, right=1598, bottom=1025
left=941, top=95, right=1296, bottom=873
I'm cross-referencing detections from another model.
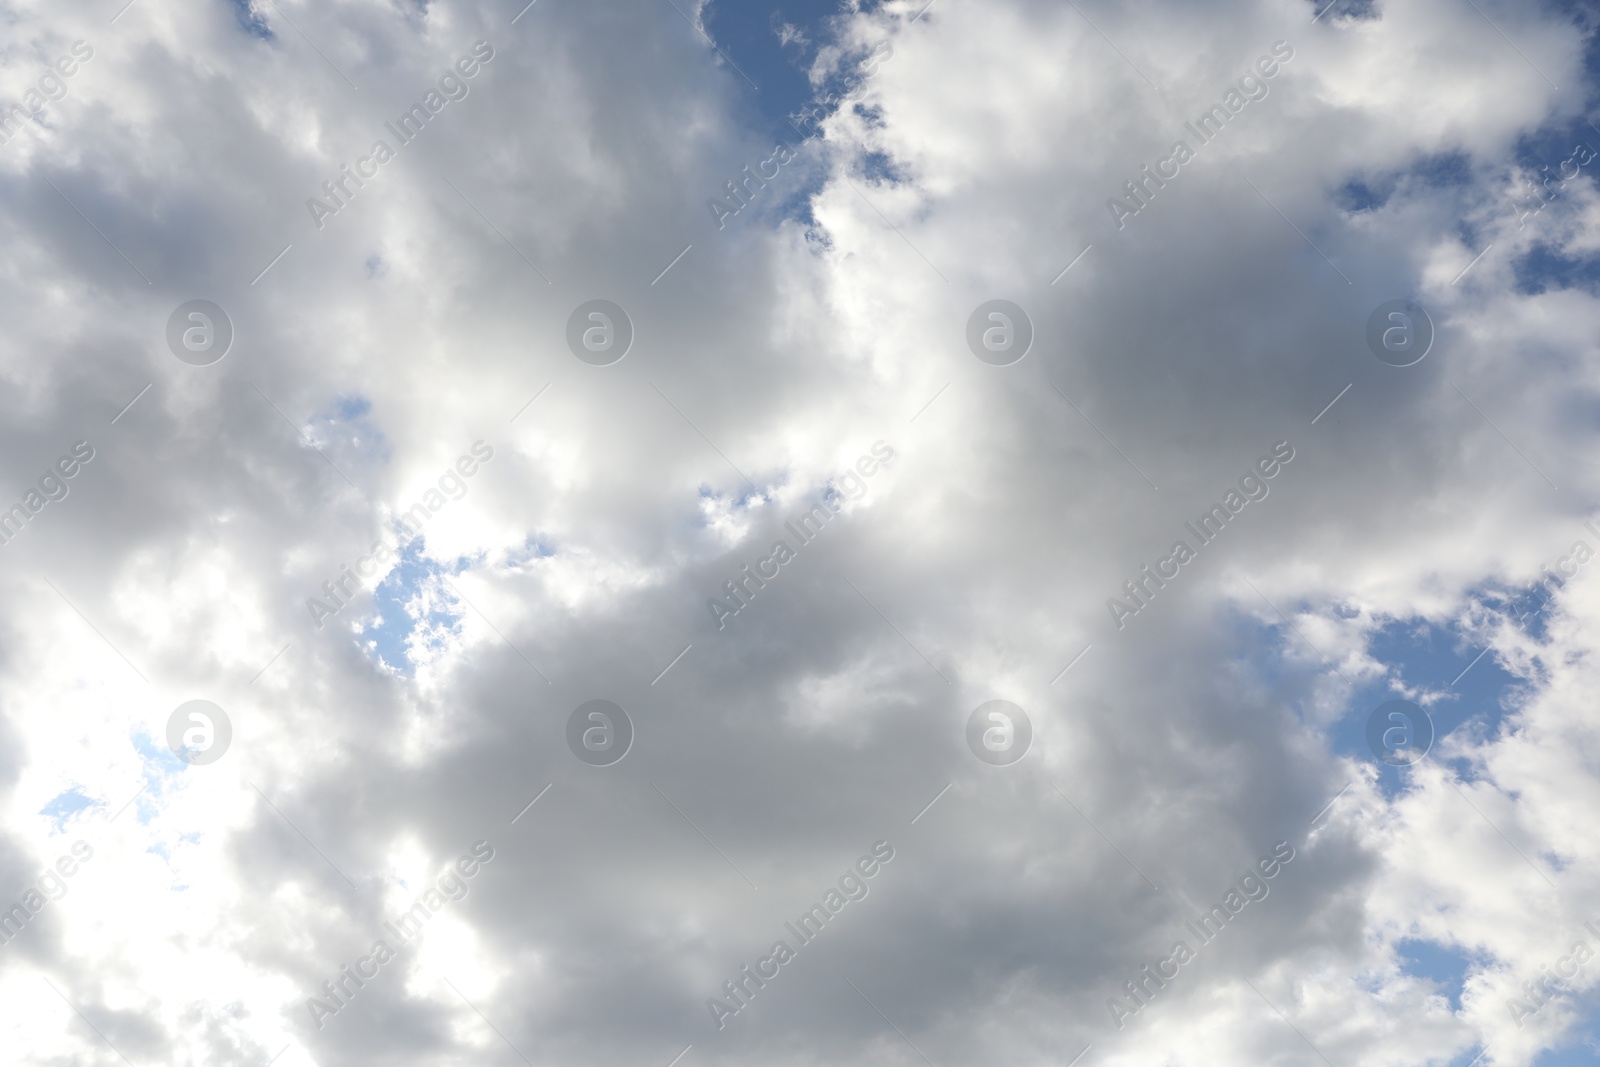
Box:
left=702, top=0, right=878, bottom=139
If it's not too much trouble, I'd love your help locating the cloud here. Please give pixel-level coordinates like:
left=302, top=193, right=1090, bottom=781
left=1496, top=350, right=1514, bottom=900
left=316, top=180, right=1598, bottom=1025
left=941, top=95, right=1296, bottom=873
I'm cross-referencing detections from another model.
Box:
left=0, top=0, right=1598, bottom=1065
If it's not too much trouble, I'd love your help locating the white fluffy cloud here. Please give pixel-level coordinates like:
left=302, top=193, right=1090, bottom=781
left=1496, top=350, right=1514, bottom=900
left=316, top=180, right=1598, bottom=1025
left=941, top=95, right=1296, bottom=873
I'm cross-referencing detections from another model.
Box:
left=0, top=0, right=1598, bottom=1064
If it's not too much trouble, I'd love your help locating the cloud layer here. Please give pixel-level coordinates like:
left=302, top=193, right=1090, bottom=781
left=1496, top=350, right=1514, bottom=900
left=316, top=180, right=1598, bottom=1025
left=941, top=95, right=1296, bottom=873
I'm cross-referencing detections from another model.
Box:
left=1, top=0, right=1599, bottom=1065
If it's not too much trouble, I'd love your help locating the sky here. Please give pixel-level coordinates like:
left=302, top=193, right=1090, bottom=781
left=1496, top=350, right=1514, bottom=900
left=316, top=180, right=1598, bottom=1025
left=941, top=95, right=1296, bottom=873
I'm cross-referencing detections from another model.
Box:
left=1, top=0, right=1599, bottom=1065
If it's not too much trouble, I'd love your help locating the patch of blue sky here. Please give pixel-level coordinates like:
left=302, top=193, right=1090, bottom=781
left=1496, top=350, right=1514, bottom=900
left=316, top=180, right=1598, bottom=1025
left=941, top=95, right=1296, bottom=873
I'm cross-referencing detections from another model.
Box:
left=1395, top=936, right=1477, bottom=1011
left=501, top=534, right=556, bottom=568
left=38, top=787, right=97, bottom=831
left=698, top=478, right=786, bottom=526
left=304, top=396, right=395, bottom=489
left=1468, top=572, right=1565, bottom=643
left=1334, top=150, right=1472, bottom=215
left=853, top=148, right=901, bottom=185
left=1514, top=245, right=1600, bottom=295
left=1336, top=178, right=1386, bottom=213
left=1334, top=102, right=1600, bottom=292
left=1228, top=596, right=1522, bottom=801
left=1332, top=614, right=1521, bottom=800
left=701, top=0, right=909, bottom=232
left=231, top=0, right=272, bottom=40
left=359, top=537, right=470, bottom=675
left=1241, top=594, right=1581, bottom=1030
left=1531, top=1012, right=1600, bottom=1067
left=1313, top=0, right=1378, bottom=21
left=306, top=394, right=391, bottom=469
left=734, top=480, right=776, bottom=509
left=1504, top=104, right=1600, bottom=294
left=703, top=0, right=867, bottom=139
left=114, top=730, right=190, bottom=824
